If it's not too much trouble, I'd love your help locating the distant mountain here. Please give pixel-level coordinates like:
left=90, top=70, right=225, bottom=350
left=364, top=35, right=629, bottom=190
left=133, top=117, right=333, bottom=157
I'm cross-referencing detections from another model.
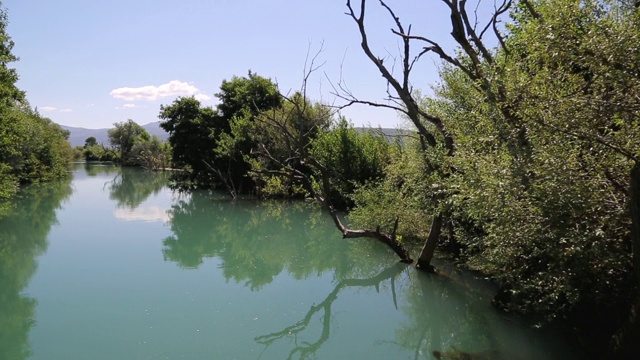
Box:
left=141, top=121, right=169, bottom=139
left=355, top=127, right=412, bottom=141
left=61, top=121, right=169, bottom=147
left=60, top=121, right=406, bottom=148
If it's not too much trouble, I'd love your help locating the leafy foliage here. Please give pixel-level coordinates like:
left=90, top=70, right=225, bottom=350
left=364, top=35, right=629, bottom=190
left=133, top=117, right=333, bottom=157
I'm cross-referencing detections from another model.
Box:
left=0, top=3, right=73, bottom=214
left=422, top=0, right=640, bottom=322
left=159, top=73, right=281, bottom=192
left=107, top=119, right=151, bottom=165
left=310, top=119, right=391, bottom=205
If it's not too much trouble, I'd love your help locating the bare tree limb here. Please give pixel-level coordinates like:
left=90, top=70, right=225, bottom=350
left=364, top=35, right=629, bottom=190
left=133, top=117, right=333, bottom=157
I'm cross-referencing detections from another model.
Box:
left=202, top=159, right=237, bottom=200
left=345, top=0, right=453, bottom=154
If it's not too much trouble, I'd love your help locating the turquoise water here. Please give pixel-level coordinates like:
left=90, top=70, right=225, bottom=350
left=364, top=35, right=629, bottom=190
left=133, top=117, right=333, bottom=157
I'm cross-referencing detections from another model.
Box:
left=0, top=163, right=579, bottom=359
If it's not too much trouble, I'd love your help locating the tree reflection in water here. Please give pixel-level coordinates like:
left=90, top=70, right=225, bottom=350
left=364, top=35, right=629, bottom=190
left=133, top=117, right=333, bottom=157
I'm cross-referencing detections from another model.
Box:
left=160, top=187, right=578, bottom=360
left=255, top=263, right=408, bottom=360
left=0, top=179, right=72, bottom=360
left=161, top=193, right=391, bottom=290
left=106, top=166, right=169, bottom=209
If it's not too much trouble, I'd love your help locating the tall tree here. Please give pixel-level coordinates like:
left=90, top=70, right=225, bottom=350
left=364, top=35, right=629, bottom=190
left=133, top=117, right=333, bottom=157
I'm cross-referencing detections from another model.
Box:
left=158, top=97, right=223, bottom=185
left=0, top=2, right=24, bottom=106
left=340, top=0, right=639, bottom=355
left=159, top=72, right=282, bottom=196
left=108, top=119, right=150, bottom=165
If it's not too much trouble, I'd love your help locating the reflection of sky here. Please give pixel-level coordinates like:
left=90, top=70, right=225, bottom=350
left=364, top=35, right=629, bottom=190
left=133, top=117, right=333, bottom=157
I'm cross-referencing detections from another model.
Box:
left=113, top=206, right=171, bottom=223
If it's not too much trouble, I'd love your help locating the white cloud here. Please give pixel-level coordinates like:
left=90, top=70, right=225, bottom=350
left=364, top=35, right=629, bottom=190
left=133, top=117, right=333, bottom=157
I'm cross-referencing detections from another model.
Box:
left=194, top=93, right=212, bottom=101
left=116, top=103, right=148, bottom=110
left=110, top=80, right=210, bottom=101
left=60, top=108, right=73, bottom=113
left=41, top=106, right=57, bottom=112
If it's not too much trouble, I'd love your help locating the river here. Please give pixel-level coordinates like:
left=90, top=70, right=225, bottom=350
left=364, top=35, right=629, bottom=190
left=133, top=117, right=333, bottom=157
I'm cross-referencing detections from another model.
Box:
left=0, top=163, right=581, bottom=359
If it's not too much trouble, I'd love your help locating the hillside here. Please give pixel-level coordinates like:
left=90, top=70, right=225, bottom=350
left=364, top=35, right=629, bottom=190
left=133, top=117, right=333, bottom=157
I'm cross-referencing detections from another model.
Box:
left=61, top=121, right=169, bottom=147
left=60, top=122, right=407, bottom=148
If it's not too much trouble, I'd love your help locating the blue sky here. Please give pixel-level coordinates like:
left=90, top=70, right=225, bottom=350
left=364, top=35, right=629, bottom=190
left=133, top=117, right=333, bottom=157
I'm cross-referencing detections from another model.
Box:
left=4, top=0, right=478, bottom=129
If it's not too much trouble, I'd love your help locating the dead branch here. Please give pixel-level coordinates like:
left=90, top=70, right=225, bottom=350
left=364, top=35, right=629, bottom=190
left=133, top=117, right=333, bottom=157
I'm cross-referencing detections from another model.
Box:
left=202, top=160, right=237, bottom=200
left=344, top=0, right=454, bottom=155
left=253, top=142, right=414, bottom=263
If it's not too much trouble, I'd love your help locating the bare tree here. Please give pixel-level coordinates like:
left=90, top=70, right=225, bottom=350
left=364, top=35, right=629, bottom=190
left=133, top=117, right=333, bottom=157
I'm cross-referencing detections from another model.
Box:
left=250, top=56, right=413, bottom=262
left=334, top=0, right=512, bottom=269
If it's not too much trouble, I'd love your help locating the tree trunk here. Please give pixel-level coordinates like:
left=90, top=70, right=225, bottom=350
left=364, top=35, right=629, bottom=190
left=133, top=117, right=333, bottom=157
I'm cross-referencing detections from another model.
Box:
left=416, top=212, right=443, bottom=272
left=623, top=161, right=640, bottom=353
left=612, top=161, right=640, bottom=357
left=631, top=161, right=640, bottom=313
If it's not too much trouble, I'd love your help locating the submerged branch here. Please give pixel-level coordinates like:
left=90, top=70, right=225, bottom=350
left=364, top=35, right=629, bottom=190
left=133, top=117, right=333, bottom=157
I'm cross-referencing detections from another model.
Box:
left=253, top=143, right=414, bottom=264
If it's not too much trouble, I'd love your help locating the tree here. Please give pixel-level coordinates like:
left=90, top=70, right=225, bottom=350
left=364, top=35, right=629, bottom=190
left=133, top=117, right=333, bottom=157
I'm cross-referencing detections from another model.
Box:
left=159, top=97, right=222, bottom=184
left=130, top=135, right=171, bottom=171
left=84, top=137, right=97, bottom=148
left=211, top=72, right=283, bottom=197
left=216, top=71, right=282, bottom=122
left=159, top=73, right=282, bottom=196
left=339, top=0, right=640, bottom=355
left=238, top=65, right=414, bottom=262
left=309, top=118, right=391, bottom=207
left=107, top=119, right=150, bottom=165
left=0, top=3, right=24, bottom=107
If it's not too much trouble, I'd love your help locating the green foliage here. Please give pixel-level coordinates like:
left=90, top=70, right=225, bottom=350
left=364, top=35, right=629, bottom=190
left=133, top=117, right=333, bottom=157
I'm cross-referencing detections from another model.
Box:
left=0, top=107, right=73, bottom=184
left=159, top=73, right=282, bottom=193
left=241, top=92, right=333, bottom=197
left=159, top=97, right=219, bottom=183
left=0, top=3, right=71, bottom=210
left=82, top=144, right=116, bottom=162
left=341, top=0, right=639, bottom=325
left=216, top=71, right=282, bottom=121
left=349, top=137, right=437, bottom=242
left=0, top=4, right=23, bottom=106
left=130, top=135, right=171, bottom=170
left=107, top=119, right=151, bottom=165
left=310, top=119, right=391, bottom=205
left=84, top=136, right=97, bottom=147
left=422, top=0, right=640, bottom=320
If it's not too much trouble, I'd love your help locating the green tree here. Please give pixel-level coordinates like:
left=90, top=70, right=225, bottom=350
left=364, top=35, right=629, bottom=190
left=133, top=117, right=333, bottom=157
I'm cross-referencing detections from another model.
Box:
left=159, top=72, right=282, bottom=196
left=158, top=97, right=220, bottom=184
left=0, top=2, right=24, bottom=106
left=309, top=119, right=391, bottom=206
left=107, top=119, right=150, bottom=165
left=0, top=3, right=72, bottom=210
left=84, top=136, right=97, bottom=148
left=130, top=135, right=171, bottom=170
left=216, top=71, right=282, bottom=122
left=341, top=0, right=639, bottom=355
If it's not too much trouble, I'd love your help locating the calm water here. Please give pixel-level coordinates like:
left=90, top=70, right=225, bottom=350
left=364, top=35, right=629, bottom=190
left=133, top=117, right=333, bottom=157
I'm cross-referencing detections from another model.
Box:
left=0, top=163, right=580, bottom=360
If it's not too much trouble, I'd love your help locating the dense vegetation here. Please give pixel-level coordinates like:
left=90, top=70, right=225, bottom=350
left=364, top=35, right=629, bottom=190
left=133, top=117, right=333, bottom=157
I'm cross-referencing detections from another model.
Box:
left=0, top=4, right=73, bottom=216
left=1, top=0, right=637, bottom=356
left=157, top=0, right=640, bottom=356
left=75, top=119, right=171, bottom=171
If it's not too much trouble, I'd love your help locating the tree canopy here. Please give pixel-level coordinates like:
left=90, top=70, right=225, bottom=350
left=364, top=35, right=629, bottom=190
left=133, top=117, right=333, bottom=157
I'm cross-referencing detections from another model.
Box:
left=153, top=1, right=639, bottom=355
left=0, top=3, right=73, bottom=214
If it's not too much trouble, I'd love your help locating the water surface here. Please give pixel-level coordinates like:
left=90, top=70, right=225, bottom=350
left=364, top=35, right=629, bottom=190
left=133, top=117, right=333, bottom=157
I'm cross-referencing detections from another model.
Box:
left=0, top=163, right=579, bottom=359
